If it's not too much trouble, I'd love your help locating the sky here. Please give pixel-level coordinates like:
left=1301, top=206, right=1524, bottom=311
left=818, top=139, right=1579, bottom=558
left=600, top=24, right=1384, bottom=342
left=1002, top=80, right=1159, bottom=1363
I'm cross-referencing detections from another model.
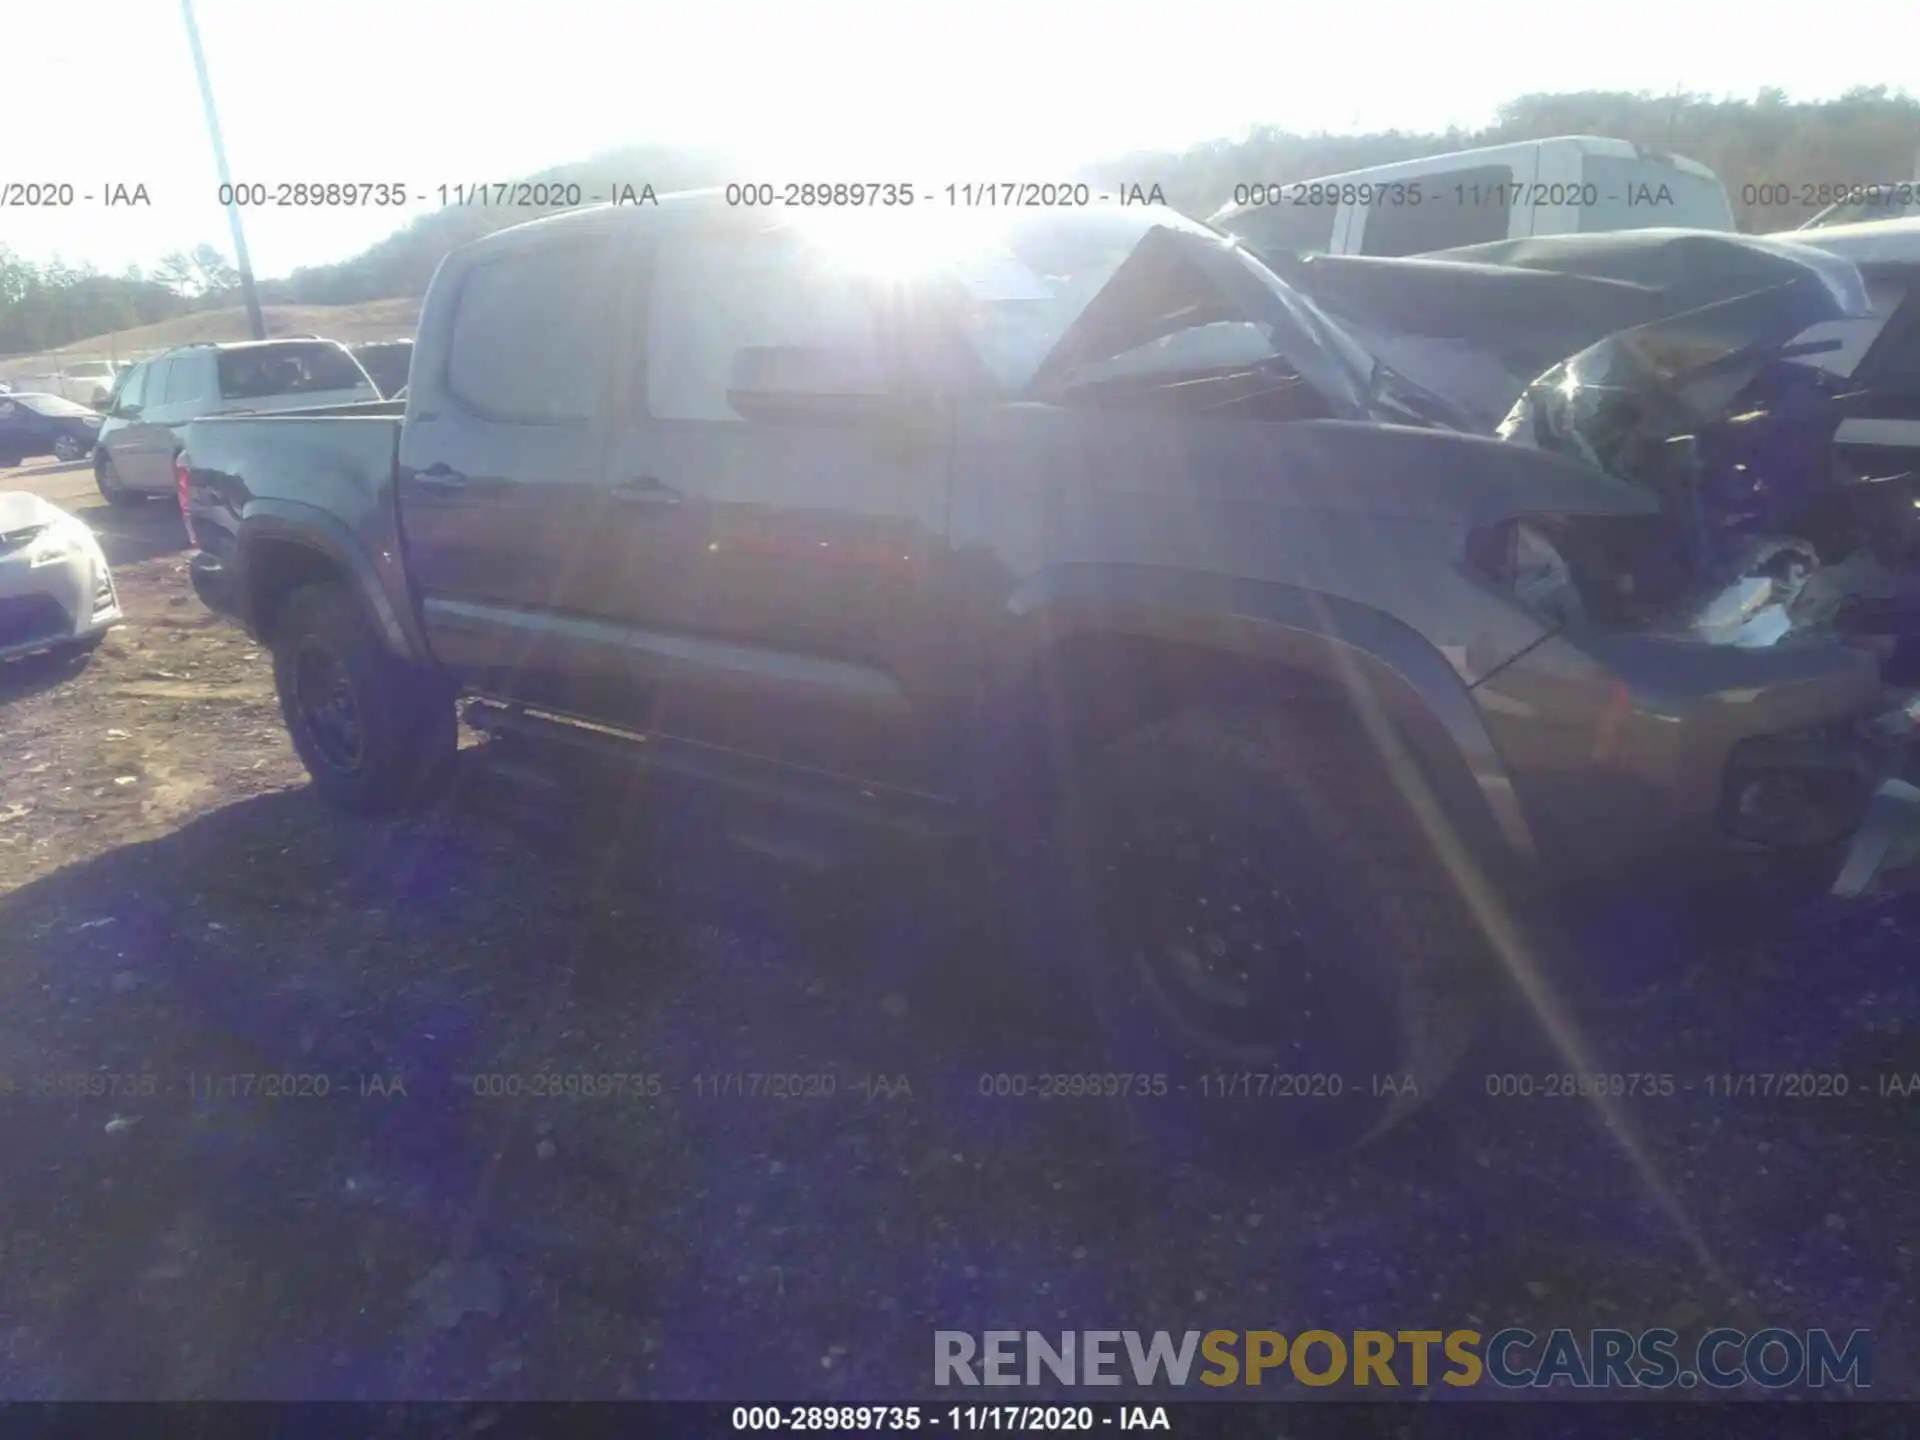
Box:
left=5, top=0, right=1912, bottom=278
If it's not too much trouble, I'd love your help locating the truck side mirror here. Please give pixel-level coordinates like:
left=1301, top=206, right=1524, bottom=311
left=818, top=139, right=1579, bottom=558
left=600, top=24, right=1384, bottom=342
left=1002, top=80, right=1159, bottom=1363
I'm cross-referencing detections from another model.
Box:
left=725, top=344, right=898, bottom=425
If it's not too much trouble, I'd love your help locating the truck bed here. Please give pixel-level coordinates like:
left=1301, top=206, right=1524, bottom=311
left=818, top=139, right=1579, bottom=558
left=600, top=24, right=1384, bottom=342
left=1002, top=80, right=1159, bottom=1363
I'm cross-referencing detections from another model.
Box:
left=178, top=406, right=410, bottom=644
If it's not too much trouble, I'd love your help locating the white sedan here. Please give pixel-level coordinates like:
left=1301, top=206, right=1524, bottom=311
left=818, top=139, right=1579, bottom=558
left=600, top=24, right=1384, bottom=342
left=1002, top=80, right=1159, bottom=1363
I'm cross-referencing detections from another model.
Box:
left=0, top=491, right=121, bottom=662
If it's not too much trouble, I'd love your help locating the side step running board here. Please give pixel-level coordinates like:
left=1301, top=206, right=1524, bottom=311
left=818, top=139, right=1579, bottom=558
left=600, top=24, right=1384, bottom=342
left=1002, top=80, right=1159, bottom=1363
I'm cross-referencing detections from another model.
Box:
left=461, top=700, right=972, bottom=841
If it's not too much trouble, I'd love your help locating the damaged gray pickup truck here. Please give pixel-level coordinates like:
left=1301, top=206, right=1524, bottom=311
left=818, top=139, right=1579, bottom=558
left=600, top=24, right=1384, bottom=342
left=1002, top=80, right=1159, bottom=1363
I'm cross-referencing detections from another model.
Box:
left=178, top=196, right=1920, bottom=1155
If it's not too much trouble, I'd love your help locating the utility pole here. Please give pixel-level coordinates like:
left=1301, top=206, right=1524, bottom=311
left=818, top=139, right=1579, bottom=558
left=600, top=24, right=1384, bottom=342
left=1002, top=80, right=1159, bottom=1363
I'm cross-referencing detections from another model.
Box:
left=180, top=0, right=265, bottom=339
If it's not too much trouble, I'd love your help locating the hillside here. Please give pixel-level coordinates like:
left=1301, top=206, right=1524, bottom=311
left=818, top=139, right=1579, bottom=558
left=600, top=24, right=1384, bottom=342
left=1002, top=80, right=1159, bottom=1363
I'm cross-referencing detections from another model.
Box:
left=0, top=299, right=419, bottom=384
left=1083, top=87, right=1920, bottom=228
left=261, top=90, right=1920, bottom=311
left=5, top=89, right=1917, bottom=361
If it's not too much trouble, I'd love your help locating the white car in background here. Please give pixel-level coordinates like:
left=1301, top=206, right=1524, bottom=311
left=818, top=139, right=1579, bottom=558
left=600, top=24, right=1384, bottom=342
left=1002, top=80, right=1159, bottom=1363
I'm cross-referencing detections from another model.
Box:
left=1211, top=135, right=1736, bottom=259
left=8, top=361, right=120, bottom=409
left=0, top=492, right=121, bottom=662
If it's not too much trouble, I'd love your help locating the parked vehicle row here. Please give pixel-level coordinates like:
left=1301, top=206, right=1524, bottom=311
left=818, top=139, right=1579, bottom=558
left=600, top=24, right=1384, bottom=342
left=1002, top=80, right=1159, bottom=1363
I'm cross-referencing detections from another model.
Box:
left=175, top=191, right=1920, bottom=1157
left=4, top=360, right=124, bottom=410
left=91, top=339, right=380, bottom=504
left=0, top=392, right=104, bottom=466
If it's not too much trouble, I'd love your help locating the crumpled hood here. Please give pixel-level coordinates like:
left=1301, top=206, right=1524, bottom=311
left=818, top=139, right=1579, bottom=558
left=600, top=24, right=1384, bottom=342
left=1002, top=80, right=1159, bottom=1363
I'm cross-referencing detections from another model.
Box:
left=1273, top=229, right=1876, bottom=439
left=1028, top=223, right=1381, bottom=420
left=1494, top=259, right=1873, bottom=468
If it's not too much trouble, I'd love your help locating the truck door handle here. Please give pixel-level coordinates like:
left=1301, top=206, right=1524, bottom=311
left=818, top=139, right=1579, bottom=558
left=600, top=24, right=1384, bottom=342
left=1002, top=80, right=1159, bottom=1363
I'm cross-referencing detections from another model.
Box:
left=415, top=462, right=468, bottom=489
left=612, top=476, right=682, bottom=507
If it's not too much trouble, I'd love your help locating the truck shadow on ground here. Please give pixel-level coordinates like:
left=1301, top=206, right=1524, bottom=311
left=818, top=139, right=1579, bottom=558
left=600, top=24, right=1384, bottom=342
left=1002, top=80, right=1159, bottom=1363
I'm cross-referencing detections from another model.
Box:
left=82, top=494, right=191, bottom=570
left=0, top=756, right=1915, bottom=1396
left=0, top=646, right=97, bottom=707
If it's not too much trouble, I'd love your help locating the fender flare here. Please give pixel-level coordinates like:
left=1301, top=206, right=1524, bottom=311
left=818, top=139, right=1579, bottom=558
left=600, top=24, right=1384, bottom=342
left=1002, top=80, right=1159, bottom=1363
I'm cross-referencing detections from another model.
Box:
left=234, top=499, right=428, bottom=663
left=997, top=563, right=1539, bottom=862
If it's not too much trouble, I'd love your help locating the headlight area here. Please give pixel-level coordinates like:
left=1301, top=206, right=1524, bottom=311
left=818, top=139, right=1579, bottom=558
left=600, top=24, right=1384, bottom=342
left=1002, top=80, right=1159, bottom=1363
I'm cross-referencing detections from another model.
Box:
left=1719, top=725, right=1877, bottom=849
left=1465, top=513, right=1699, bottom=632
left=1469, top=513, right=1919, bottom=866
left=26, top=519, right=102, bottom=569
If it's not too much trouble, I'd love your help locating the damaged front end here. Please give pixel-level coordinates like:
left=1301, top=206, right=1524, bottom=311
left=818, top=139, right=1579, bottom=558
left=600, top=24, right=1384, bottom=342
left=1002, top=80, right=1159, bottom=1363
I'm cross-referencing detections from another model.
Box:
left=1490, top=243, right=1920, bottom=658
left=1483, top=244, right=1920, bottom=896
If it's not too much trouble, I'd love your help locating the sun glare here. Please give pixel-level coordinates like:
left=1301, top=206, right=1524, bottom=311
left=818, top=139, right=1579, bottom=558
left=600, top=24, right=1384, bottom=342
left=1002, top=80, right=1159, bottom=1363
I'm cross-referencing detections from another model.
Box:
left=784, top=205, right=1016, bottom=281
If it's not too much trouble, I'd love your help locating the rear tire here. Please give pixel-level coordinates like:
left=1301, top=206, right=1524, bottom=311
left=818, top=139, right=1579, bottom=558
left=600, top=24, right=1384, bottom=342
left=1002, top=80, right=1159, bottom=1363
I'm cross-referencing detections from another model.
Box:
left=271, top=581, right=456, bottom=814
left=1043, top=706, right=1491, bottom=1161
left=95, top=453, right=139, bottom=506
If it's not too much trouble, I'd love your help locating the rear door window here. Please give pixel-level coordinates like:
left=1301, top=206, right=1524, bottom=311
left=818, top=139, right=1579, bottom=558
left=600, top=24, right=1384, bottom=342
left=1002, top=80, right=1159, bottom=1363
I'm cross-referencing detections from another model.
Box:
left=1359, top=163, right=1514, bottom=256
left=217, top=343, right=369, bottom=401
left=142, top=360, right=174, bottom=410
left=114, top=363, right=148, bottom=411
left=162, top=355, right=204, bottom=406
left=1222, top=201, right=1339, bottom=258
left=1580, top=156, right=1735, bottom=232
left=444, top=243, right=618, bottom=423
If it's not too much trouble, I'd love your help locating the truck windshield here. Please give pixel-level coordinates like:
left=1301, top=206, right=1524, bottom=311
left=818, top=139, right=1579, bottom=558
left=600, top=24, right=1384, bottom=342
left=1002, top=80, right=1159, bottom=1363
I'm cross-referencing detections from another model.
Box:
left=217, top=343, right=369, bottom=400
left=913, top=206, right=1373, bottom=404
left=932, top=210, right=1166, bottom=391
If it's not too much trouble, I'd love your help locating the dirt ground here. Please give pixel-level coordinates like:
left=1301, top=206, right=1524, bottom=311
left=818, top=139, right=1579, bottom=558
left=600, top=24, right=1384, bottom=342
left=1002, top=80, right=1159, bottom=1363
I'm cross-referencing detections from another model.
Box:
left=1, top=456, right=1918, bottom=1402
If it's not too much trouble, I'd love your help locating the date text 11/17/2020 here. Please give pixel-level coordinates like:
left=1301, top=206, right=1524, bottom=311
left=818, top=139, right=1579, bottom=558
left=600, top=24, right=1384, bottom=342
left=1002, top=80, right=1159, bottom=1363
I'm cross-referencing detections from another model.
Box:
left=197, top=180, right=1182, bottom=210
left=211, top=182, right=660, bottom=209
left=0, top=1073, right=409, bottom=1100
left=721, top=183, right=1169, bottom=209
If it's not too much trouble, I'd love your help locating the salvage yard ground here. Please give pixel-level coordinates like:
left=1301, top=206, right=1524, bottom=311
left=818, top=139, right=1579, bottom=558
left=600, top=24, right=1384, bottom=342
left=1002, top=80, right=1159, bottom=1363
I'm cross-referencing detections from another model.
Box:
left=1, top=457, right=1917, bottom=1399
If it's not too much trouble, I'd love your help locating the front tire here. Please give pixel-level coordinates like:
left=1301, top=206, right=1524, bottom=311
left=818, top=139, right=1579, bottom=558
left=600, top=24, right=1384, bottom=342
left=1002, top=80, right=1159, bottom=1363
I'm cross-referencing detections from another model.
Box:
left=95, top=452, right=139, bottom=506
left=271, top=581, right=455, bottom=814
left=1050, top=707, right=1491, bottom=1160
left=53, top=434, right=84, bottom=463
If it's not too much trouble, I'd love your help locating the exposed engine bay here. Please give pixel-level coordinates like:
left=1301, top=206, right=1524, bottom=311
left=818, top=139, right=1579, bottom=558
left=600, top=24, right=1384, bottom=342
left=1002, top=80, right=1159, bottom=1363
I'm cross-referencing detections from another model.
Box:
left=1273, top=230, right=1920, bottom=676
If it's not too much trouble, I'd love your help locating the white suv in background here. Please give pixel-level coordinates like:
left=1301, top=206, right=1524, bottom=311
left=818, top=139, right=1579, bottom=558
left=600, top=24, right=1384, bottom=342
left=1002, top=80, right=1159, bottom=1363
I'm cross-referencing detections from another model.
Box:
left=8, top=361, right=120, bottom=409
left=1211, top=135, right=1736, bottom=259
left=92, top=340, right=379, bottom=505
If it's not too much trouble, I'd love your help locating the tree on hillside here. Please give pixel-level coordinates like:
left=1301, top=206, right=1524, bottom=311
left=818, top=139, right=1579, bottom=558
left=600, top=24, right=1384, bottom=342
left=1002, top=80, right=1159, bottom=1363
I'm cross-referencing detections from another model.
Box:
left=190, top=244, right=240, bottom=296
left=151, top=245, right=240, bottom=299
left=0, top=247, right=194, bottom=358
left=0, top=247, right=33, bottom=308
left=152, top=251, right=198, bottom=296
